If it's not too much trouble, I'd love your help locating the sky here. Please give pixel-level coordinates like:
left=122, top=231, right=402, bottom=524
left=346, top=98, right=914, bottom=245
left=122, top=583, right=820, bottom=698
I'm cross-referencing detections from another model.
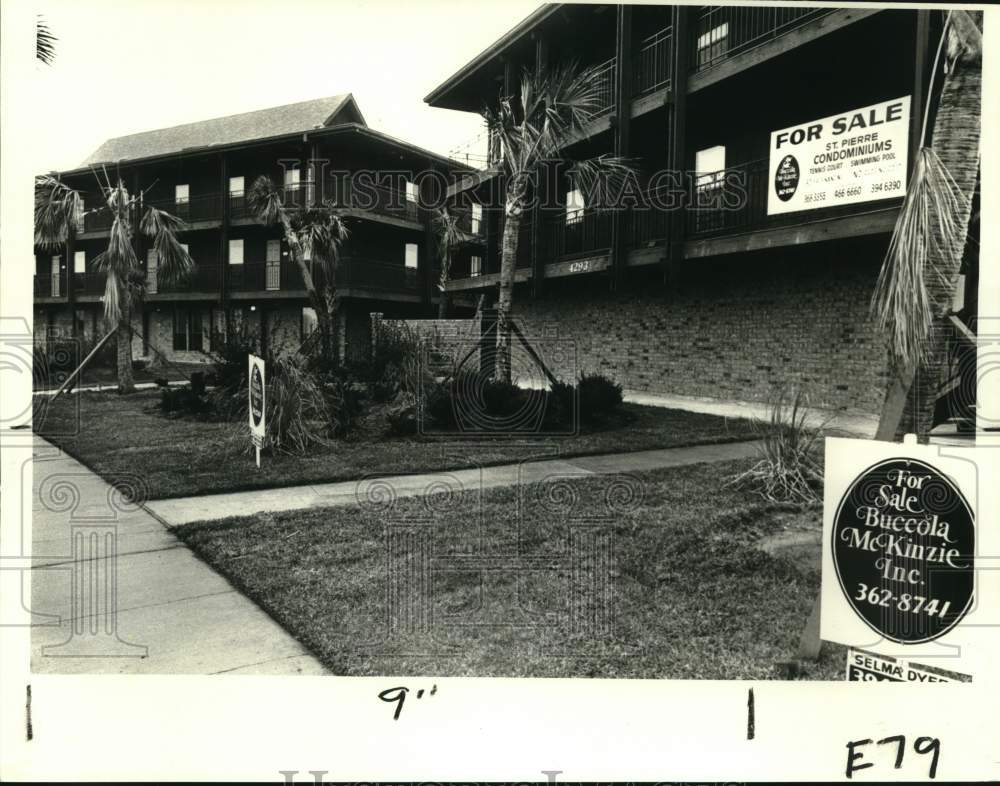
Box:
left=32, top=0, right=542, bottom=173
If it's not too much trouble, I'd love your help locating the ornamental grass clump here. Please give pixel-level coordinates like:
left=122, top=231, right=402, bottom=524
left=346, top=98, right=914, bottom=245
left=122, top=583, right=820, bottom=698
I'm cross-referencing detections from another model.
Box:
left=728, top=388, right=827, bottom=505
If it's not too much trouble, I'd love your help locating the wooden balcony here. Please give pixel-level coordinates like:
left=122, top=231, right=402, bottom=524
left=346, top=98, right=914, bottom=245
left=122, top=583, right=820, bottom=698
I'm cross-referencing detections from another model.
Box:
left=34, top=272, right=67, bottom=299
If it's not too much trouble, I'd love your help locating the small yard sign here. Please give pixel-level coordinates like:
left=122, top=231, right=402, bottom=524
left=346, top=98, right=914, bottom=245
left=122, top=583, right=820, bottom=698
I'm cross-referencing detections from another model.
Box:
left=846, top=648, right=960, bottom=683
left=821, top=437, right=980, bottom=677
left=248, top=353, right=266, bottom=468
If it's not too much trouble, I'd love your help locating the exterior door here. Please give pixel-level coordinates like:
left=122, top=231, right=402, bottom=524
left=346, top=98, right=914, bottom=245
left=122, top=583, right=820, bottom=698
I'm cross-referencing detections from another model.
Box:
left=50, top=256, right=61, bottom=297
left=146, top=249, right=159, bottom=294
left=266, top=240, right=281, bottom=291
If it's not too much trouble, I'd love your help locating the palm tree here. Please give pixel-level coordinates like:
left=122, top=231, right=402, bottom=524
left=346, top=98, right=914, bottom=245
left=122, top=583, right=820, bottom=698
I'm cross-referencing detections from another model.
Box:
left=871, top=10, right=982, bottom=440
left=431, top=205, right=478, bottom=318
left=35, top=173, right=194, bottom=393
left=247, top=176, right=349, bottom=362
left=36, top=15, right=56, bottom=65
left=485, top=63, right=635, bottom=382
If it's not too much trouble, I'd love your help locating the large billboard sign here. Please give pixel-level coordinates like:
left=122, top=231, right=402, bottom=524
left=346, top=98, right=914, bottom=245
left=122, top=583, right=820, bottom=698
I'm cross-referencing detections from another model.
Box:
left=767, top=96, right=911, bottom=215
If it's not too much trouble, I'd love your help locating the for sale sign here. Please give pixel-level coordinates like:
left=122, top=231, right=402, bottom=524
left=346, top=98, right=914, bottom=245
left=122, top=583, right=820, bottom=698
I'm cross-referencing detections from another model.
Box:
left=767, top=96, right=910, bottom=215
left=248, top=353, right=266, bottom=466
left=846, top=649, right=960, bottom=683
left=821, top=438, right=979, bottom=676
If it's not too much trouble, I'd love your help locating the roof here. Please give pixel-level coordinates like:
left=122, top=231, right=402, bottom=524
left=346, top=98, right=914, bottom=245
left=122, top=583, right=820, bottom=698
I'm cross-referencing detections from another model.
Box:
left=81, top=94, right=366, bottom=166
left=424, top=4, right=561, bottom=109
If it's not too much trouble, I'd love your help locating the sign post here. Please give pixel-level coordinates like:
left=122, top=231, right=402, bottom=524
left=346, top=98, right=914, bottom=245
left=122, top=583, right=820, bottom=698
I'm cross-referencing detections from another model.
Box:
left=248, top=353, right=266, bottom=469
left=821, top=436, right=979, bottom=679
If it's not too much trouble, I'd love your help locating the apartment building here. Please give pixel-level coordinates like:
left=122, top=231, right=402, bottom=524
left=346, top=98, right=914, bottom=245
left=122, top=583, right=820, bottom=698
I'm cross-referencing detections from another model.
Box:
left=426, top=5, right=980, bottom=416
left=34, top=94, right=468, bottom=364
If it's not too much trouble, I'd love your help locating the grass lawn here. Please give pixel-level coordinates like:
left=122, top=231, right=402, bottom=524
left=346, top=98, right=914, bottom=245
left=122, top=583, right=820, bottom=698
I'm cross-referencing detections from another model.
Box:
left=176, top=459, right=844, bottom=679
left=34, top=389, right=757, bottom=500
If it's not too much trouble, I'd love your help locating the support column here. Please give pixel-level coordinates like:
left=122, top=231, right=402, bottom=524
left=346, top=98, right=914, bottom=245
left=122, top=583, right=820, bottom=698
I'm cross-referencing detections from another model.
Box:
left=219, top=152, right=229, bottom=338
left=610, top=4, right=633, bottom=292
left=665, top=6, right=691, bottom=285
left=909, top=11, right=931, bottom=167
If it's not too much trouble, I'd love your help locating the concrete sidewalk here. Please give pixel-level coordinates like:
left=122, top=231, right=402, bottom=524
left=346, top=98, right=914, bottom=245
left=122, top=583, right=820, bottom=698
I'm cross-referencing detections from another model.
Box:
left=147, top=439, right=761, bottom=526
left=29, top=435, right=328, bottom=675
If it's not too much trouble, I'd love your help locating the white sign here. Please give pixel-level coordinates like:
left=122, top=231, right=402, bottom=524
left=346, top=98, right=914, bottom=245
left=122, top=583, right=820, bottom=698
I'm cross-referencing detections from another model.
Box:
left=767, top=96, right=910, bottom=215
left=821, top=437, right=981, bottom=677
left=248, top=353, right=266, bottom=467
left=846, top=648, right=962, bottom=682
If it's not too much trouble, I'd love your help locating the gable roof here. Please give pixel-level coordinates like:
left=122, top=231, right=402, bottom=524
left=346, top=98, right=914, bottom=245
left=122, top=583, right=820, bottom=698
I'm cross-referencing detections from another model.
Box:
left=81, top=94, right=366, bottom=166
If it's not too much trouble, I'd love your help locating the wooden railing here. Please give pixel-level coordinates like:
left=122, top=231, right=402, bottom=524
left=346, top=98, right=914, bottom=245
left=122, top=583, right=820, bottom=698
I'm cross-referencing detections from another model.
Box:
left=633, top=26, right=673, bottom=95
left=691, top=6, right=834, bottom=71
left=34, top=273, right=66, bottom=298
left=147, top=192, right=223, bottom=223
left=547, top=210, right=614, bottom=259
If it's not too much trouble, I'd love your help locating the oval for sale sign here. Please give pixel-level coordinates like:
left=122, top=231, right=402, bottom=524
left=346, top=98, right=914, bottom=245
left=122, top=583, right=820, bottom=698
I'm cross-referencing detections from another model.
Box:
left=250, top=364, right=264, bottom=427
left=833, top=458, right=975, bottom=644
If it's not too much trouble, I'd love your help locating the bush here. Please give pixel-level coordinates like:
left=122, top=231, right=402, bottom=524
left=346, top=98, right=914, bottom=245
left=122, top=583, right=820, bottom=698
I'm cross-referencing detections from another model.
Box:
left=368, top=321, right=427, bottom=403
left=576, top=373, right=623, bottom=422
left=727, top=387, right=827, bottom=505
left=160, top=385, right=212, bottom=416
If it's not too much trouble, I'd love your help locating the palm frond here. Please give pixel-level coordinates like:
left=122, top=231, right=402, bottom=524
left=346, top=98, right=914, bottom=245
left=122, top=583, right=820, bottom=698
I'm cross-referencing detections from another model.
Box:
left=568, top=154, right=638, bottom=209
left=248, top=175, right=284, bottom=225
left=36, top=16, right=56, bottom=65
left=294, top=205, right=349, bottom=271
left=871, top=148, right=969, bottom=369
left=94, top=213, right=138, bottom=322
left=141, top=205, right=194, bottom=284
left=34, top=175, right=82, bottom=250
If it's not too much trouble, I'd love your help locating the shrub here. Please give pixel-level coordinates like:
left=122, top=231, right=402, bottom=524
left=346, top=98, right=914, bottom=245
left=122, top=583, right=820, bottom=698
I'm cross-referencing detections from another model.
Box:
left=368, top=320, right=427, bottom=402
left=576, top=373, right=623, bottom=422
left=160, top=385, right=212, bottom=416
left=727, top=387, right=827, bottom=505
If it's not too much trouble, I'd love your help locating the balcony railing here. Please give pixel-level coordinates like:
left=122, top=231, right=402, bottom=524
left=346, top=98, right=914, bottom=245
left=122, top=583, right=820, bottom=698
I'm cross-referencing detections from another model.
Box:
left=685, top=158, right=769, bottom=236
left=74, top=271, right=107, bottom=296
left=692, top=6, right=834, bottom=71
left=327, top=177, right=420, bottom=223
left=148, top=192, right=223, bottom=223
left=34, top=273, right=66, bottom=298
left=153, top=264, right=222, bottom=294
left=337, top=257, right=420, bottom=292
left=227, top=260, right=306, bottom=293
left=547, top=210, right=614, bottom=259
left=633, top=26, right=673, bottom=95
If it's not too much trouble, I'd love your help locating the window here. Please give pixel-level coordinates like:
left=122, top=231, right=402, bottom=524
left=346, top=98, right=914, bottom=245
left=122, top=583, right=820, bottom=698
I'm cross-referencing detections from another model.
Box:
left=470, top=255, right=482, bottom=278
left=405, top=243, right=419, bottom=270
left=73, top=250, right=86, bottom=274
left=405, top=180, right=419, bottom=203
left=566, top=187, right=584, bottom=224
left=228, top=239, right=244, bottom=265
left=471, top=203, right=483, bottom=234
left=696, top=21, right=729, bottom=67
left=284, top=167, right=301, bottom=187
left=172, top=307, right=203, bottom=352
left=175, top=184, right=189, bottom=204
left=228, top=176, right=244, bottom=196
left=694, top=145, right=726, bottom=188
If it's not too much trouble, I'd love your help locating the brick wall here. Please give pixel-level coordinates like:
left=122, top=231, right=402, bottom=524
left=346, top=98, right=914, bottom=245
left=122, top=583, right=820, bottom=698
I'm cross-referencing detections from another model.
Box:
left=373, top=316, right=481, bottom=372
left=512, top=241, right=891, bottom=414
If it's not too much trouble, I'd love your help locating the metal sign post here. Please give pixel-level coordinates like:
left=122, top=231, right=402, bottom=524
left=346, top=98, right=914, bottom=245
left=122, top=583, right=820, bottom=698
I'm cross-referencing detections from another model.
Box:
left=248, top=353, right=266, bottom=468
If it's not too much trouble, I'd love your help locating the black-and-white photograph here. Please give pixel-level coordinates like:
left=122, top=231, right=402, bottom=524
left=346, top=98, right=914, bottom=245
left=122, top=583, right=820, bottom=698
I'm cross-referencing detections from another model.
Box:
left=14, top=0, right=991, bottom=690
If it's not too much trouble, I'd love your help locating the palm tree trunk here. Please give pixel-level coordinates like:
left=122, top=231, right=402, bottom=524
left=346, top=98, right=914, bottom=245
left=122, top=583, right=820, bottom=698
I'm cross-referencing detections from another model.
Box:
left=117, top=297, right=135, bottom=394
left=495, top=174, right=528, bottom=382
left=438, top=250, right=450, bottom=318
left=290, top=252, right=334, bottom=362
left=895, top=11, right=981, bottom=441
